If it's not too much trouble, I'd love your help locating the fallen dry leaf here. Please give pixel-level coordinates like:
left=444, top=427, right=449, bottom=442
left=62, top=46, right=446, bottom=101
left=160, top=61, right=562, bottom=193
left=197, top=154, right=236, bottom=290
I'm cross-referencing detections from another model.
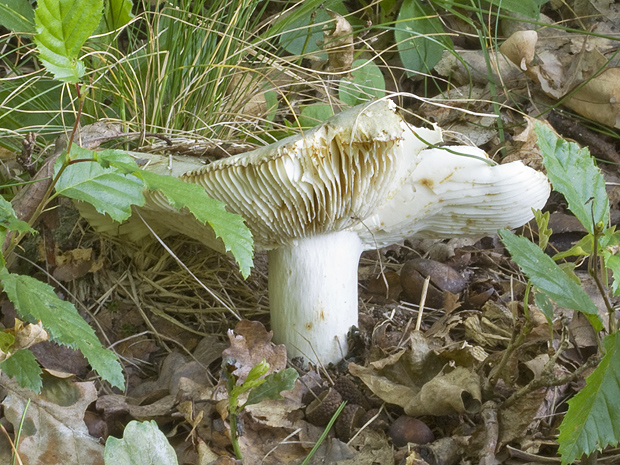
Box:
left=1, top=373, right=104, bottom=465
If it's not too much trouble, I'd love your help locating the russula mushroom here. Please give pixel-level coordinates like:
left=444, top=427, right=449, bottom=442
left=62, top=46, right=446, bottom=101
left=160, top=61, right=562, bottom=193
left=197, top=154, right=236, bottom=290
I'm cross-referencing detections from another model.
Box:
left=79, top=101, right=550, bottom=366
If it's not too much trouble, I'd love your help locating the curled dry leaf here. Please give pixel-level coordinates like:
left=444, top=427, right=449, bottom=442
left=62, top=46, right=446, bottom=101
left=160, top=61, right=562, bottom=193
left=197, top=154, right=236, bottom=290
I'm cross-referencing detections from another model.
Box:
left=323, top=9, right=354, bottom=74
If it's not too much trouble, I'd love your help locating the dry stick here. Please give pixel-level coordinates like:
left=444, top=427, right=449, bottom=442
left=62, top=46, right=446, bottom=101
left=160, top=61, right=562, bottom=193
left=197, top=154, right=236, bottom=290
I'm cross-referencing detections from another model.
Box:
left=415, top=276, right=431, bottom=332
left=489, top=282, right=533, bottom=386
left=502, top=347, right=601, bottom=409
left=479, top=401, right=499, bottom=465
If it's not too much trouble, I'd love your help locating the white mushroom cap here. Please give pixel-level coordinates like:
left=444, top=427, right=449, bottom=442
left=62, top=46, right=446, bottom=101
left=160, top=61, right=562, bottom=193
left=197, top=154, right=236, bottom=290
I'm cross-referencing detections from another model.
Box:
left=174, top=100, right=441, bottom=250
left=351, top=144, right=551, bottom=248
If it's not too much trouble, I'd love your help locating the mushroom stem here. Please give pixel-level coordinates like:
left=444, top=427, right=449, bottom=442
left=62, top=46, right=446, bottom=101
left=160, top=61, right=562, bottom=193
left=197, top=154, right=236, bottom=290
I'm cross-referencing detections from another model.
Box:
left=268, top=230, right=363, bottom=365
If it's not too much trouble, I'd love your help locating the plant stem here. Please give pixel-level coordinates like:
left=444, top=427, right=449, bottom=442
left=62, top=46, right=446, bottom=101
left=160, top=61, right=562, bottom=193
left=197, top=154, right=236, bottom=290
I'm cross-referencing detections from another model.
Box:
left=229, top=411, right=243, bottom=460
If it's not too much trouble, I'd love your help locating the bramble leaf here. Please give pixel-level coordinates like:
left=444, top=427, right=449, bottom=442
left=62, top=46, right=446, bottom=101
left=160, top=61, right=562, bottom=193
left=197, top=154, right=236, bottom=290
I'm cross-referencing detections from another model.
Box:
left=558, top=332, right=620, bottom=464
left=499, top=229, right=603, bottom=330
left=0, top=349, right=42, bottom=393
left=33, top=0, right=103, bottom=82
left=0, top=271, right=124, bottom=389
left=55, top=146, right=145, bottom=223
left=139, top=171, right=254, bottom=278
left=535, top=122, right=609, bottom=235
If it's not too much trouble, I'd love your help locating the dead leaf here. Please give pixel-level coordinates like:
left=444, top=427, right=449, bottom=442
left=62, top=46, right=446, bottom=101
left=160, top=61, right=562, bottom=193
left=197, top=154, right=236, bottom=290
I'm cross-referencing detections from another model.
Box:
left=221, top=320, right=287, bottom=384
left=1, top=373, right=104, bottom=465
left=323, top=10, right=354, bottom=74
left=564, top=67, right=620, bottom=128
left=404, top=366, right=482, bottom=416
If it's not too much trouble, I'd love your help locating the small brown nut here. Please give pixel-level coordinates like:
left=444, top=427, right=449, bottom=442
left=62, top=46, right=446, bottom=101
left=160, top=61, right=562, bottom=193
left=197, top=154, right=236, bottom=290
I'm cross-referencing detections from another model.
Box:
left=389, top=415, right=434, bottom=447
left=401, top=259, right=467, bottom=308
left=335, top=404, right=366, bottom=442
left=306, top=388, right=342, bottom=426
left=333, top=377, right=370, bottom=409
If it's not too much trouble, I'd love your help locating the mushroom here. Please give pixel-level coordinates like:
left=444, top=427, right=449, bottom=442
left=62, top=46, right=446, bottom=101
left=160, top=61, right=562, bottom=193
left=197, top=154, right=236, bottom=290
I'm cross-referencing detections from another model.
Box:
left=79, top=101, right=550, bottom=366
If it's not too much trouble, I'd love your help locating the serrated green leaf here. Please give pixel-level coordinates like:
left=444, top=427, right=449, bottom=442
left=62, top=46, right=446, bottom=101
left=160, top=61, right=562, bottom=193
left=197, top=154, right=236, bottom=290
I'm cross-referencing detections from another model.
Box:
left=55, top=146, right=145, bottom=223
left=0, top=0, right=35, bottom=33
left=339, top=59, right=386, bottom=106
left=140, top=171, right=254, bottom=278
left=0, top=349, right=43, bottom=393
left=95, top=148, right=141, bottom=173
left=104, top=420, right=178, bottom=465
left=395, top=0, right=450, bottom=77
left=500, top=229, right=602, bottom=331
left=535, top=122, right=609, bottom=235
left=102, top=0, right=134, bottom=33
left=33, top=0, right=104, bottom=82
left=0, top=271, right=124, bottom=389
left=558, top=332, right=620, bottom=464
left=245, top=368, right=298, bottom=407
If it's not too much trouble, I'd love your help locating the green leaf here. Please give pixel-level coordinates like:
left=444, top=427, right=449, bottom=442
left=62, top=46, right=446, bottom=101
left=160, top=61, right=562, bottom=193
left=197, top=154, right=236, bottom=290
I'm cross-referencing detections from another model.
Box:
left=0, top=349, right=43, bottom=393
left=0, top=271, right=125, bottom=389
left=298, top=103, right=335, bottom=129
left=245, top=359, right=270, bottom=384
left=104, top=420, right=178, bottom=465
left=395, top=0, right=450, bottom=77
left=102, top=0, right=134, bottom=33
left=553, top=234, right=594, bottom=261
left=339, top=59, right=386, bottom=106
left=604, top=252, right=620, bottom=296
left=55, top=146, right=145, bottom=223
left=533, top=210, right=551, bottom=251
left=245, top=368, right=299, bottom=407
left=0, top=331, right=15, bottom=352
left=0, top=0, right=35, bottom=33
left=533, top=291, right=553, bottom=326
left=486, top=0, right=546, bottom=19
left=140, top=171, right=254, bottom=278
left=0, top=196, right=35, bottom=236
left=278, top=0, right=351, bottom=58
left=535, top=122, right=609, bottom=235
left=33, top=0, right=104, bottom=82
left=499, top=229, right=603, bottom=331
left=87, top=149, right=254, bottom=278
left=558, top=333, right=620, bottom=464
